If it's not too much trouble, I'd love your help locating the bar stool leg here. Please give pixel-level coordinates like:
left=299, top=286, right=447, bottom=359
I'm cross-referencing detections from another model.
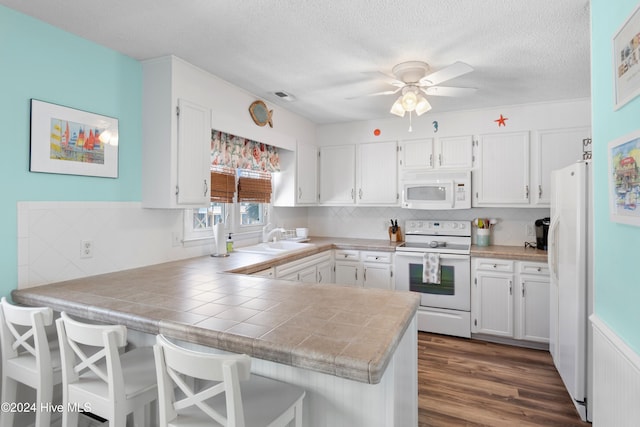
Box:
left=1, top=376, right=18, bottom=427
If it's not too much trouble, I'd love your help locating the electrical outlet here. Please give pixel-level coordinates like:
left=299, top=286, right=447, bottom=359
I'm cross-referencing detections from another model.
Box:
left=525, top=224, right=535, bottom=237
left=171, top=231, right=182, bottom=247
left=80, top=240, right=93, bottom=258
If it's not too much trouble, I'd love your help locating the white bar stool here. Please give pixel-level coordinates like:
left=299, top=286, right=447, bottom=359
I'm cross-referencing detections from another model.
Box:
left=0, top=297, right=62, bottom=427
left=153, top=334, right=305, bottom=427
left=56, top=312, right=157, bottom=427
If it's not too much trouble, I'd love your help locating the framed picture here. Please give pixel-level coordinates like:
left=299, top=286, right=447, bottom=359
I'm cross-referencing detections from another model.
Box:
left=30, top=99, right=119, bottom=178
left=608, top=129, right=640, bottom=226
left=613, top=3, right=640, bottom=110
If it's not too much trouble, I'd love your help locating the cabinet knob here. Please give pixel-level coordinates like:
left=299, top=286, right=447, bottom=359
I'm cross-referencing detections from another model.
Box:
left=537, top=267, right=541, bottom=272
left=493, top=264, right=497, bottom=268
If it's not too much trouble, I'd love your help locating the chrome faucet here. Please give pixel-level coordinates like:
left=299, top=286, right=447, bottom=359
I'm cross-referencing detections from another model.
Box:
left=262, top=223, right=285, bottom=242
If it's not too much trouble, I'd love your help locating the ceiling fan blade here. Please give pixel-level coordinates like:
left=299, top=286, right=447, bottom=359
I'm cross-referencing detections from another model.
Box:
left=419, top=61, right=473, bottom=86
left=421, top=86, right=477, bottom=97
left=346, top=87, right=401, bottom=100
left=363, top=71, right=406, bottom=87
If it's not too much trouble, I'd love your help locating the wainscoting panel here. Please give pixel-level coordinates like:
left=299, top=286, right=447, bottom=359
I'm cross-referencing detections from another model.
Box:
left=591, top=315, right=640, bottom=426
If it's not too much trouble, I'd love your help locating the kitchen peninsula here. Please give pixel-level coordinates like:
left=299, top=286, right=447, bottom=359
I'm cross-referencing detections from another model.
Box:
left=12, top=238, right=419, bottom=427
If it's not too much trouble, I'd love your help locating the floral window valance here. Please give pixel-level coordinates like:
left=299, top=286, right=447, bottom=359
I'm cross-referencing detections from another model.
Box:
left=210, top=130, right=280, bottom=172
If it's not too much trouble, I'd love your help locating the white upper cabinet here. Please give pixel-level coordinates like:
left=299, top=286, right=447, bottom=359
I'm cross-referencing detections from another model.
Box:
left=297, top=143, right=319, bottom=204
left=473, top=131, right=530, bottom=206
left=399, top=138, right=434, bottom=169
left=175, top=99, right=212, bottom=206
left=531, top=127, right=590, bottom=206
left=357, top=141, right=398, bottom=205
left=319, top=141, right=398, bottom=206
left=319, top=145, right=356, bottom=204
left=273, top=142, right=318, bottom=206
left=473, top=127, right=590, bottom=207
left=399, top=135, right=472, bottom=170
left=142, top=56, right=212, bottom=209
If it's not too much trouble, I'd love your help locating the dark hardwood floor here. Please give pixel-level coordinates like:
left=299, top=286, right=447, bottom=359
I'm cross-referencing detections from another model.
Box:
left=418, top=332, right=591, bottom=426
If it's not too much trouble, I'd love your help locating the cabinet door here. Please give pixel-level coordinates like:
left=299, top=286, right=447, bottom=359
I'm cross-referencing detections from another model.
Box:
left=518, top=275, right=550, bottom=342
left=399, top=139, right=434, bottom=169
left=363, top=263, right=392, bottom=290
left=297, top=144, right=318, bottom=204
left=334, top=261, right=362, bottom=287
left=316, top=260, right=333, bottom=284
left=474, top=132, right=530, bottom=206
left=298, top=266, right=318, bottom=283
left=472, top=271, right=514, bottom=337
left=357, top=141, right=398, bottom=205
left=437, top=135, right=473, bottom=169
left=319, top=145, right=356, bottom=204
left=532, top=127, right=590, bottom=206
left=176, top=98, right=211, bottom=206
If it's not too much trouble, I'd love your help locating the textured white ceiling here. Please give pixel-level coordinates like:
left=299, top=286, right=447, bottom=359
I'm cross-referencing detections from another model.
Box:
left=1, top=0, right=591, bottom=124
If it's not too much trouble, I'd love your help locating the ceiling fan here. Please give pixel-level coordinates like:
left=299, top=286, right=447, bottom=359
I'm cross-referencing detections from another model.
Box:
left=363, top=61, right=477, bottom=120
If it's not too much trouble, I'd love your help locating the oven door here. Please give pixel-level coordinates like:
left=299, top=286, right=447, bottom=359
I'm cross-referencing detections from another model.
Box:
left=394, top=252, right=470, bottom=311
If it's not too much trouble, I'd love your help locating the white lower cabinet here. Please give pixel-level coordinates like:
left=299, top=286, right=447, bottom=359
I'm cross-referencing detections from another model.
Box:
left=334, top=250, right=362, bottom=287
left=472, top=258, right=549, bottom=344
left=517, top=263, right=550, bottom=343
left=274, top=251, right=333, bottom=283
left=334, top=250, right=394, bottom=289
left=316, top=258, right=333, bottom=284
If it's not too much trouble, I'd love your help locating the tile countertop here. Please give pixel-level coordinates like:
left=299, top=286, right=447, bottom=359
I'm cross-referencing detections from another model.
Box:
left=12, top=237, right=416, bottom=385
left=470, top=245, right=548, bottom=263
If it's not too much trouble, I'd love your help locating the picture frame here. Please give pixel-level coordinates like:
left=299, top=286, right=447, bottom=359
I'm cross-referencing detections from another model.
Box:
left=613, top=3, right=640, bottom=110
left=608, top=129, right=640, bottom=226
left=30, top=99, right=119, bottom=178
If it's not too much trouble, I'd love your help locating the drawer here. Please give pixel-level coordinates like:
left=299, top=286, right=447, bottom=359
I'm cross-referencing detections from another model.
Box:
left=474, top=258, right=514, bottom=273
left=518, top=261, right=549, bottom=276
left=360, top=251, right=392, bottom=264
left=334, top=249, right=360, bottom=261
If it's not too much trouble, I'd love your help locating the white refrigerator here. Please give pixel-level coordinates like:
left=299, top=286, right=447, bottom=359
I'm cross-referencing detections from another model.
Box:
left=548, top=161, right=593, bottom=422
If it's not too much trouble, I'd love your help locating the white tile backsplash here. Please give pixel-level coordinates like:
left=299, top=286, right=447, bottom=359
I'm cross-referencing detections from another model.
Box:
left=17, top=201, right=210, bottom=289
left=307, top=206, right=550, bottom=246
left=17, top=201, right=548, bottom=289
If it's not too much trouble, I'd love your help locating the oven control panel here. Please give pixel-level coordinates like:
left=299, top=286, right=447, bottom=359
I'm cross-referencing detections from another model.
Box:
left=405, top=220, right=471, bottom=237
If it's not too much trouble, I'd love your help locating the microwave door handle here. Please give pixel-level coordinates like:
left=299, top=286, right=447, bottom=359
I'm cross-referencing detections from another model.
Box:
left=447, top=181, right=455, bottom=208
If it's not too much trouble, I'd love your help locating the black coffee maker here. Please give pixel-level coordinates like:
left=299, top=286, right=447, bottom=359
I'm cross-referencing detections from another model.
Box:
left=535, top=217, right=550, bottom=250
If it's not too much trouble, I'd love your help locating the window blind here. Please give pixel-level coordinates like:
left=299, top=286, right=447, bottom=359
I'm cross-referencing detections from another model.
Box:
left=210, top=167, right=236, bottom=203
left=237, top=170, right=272, bottom=203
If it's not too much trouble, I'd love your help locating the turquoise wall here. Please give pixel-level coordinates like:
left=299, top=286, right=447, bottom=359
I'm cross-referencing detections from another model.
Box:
left=592, top=0, right=640, bottom=353
left=0, top=6, right=142, bottom=297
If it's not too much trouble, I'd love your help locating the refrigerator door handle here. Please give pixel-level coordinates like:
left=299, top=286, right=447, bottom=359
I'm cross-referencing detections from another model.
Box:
left=548, top=216, right=560, bottom=281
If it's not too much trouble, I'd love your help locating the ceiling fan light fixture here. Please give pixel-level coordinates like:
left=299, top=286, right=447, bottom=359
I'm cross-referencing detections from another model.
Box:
left=390, top=96, right=406, bottom=117
left=415, top=95, right=432, bottom=116
left=400, top=90, right=418, bottom=111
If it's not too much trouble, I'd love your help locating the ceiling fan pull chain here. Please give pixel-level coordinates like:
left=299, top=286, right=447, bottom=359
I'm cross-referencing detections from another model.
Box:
left=408, top=111, right=413, bottom=132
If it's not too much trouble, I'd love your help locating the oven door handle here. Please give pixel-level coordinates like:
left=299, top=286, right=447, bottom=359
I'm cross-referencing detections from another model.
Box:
left=395, top=252, right=469, bottom=261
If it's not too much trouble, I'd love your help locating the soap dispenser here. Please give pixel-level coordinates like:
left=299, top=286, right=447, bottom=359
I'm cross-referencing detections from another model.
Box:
left=226, top=233, right=234, bottom=253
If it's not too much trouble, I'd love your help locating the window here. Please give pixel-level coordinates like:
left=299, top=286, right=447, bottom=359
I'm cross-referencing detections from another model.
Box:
left=240, top=202, right=264, bottom=226
left=183, top=168, right=272, bottom=242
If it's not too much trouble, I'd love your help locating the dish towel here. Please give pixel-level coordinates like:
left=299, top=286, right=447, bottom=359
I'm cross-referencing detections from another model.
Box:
left=423, top=253, right=441, bottom=284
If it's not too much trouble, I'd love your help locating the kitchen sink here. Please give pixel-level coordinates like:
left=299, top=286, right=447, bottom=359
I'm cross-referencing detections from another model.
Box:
left=235, top=241, right=313, bottom=255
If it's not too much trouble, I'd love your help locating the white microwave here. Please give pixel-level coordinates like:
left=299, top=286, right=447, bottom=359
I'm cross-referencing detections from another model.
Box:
left=401, top=170, right=471, bottom=210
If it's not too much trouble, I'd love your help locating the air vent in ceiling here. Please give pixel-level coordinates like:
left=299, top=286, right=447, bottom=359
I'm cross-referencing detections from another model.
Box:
left=273, top=91, right=296, bottom=102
